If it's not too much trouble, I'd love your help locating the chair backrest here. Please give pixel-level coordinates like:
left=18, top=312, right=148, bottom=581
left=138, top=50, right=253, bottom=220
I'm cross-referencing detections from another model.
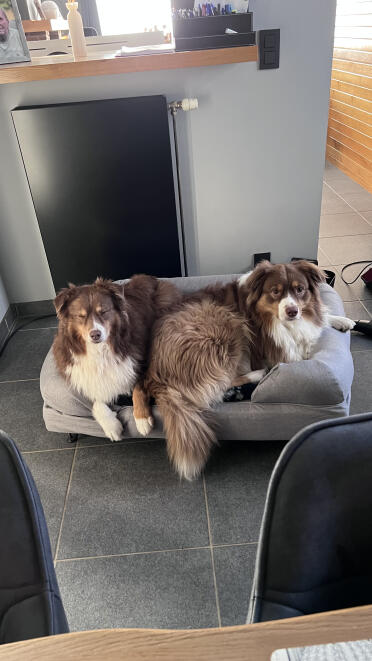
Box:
left=0, top=430, right=68, bottom=642
left=248, top=412, right=372, bottom=622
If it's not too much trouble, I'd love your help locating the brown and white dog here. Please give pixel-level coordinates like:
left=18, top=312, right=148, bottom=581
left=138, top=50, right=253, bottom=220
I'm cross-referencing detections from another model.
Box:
left=133, top=261, right=355, bottom=480
left=53, top=275, right=180, bottom=440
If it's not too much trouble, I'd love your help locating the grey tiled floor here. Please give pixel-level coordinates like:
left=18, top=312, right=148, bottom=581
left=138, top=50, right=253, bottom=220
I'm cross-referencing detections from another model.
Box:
left=0, top=315, right=282, bottom=630
left=318, top=162, right=372, bottom=413
left=0, top=166, right=372, bottom=633
left=319, top=162, right=372, bottom=312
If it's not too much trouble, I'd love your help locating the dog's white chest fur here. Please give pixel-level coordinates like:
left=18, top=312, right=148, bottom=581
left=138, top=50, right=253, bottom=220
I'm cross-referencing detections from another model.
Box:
left=270, top=317, right=323, bottom=362
left=66, top=343, right=136, bottom=403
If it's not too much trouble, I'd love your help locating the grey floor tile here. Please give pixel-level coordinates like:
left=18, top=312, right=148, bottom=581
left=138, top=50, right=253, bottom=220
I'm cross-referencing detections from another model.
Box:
left=350, top=351, right=372, bottom=416
left=321, top=192, right=350, bottom=215
left=319, top=234, right=372, bottom=266
left=343, top=301, right=372, bottom=321
left=324, top=266, right=357, bottom=303
left=362, top=211, right=372, bottom=225
left=17, top=315, right=58, bottom=330
left=204, top=442, right=284, bottom=546
left=0, top=380, right=71, bottom=451
left=363, top=300, right=372, bottom=316
left=351, top=331, right=372, bottom=352
left=327, top=178, right=368, bottom=196
left=323, top=162, right=348, bottom=180
left=214, top=544, right=257, bottom=626
left=317, top=247, right=330, bottom=267
left=319, top=212, right=372, bottom=238
left=341, top=192, right=372, bottom=213
left=24, top=449, right=74, bottom=556
left=75, top=435, right=163, bottom=449
left=331, top=265, right=372, bottom=302
left=56, top=549, right=218, bottom=631
left=76, top=435, right=112, bottom=447
left=0, top=328, right=56, bottom=381
left=16, top=300, right=54, bottom=317
left=58, top=442, right=209, bottom=559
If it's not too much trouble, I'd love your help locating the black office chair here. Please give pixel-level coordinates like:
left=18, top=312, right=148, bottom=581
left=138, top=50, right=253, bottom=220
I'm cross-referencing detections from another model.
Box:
left=248, top=412, right=372, bottom=622
left=0, top=430, right=68, bottom=643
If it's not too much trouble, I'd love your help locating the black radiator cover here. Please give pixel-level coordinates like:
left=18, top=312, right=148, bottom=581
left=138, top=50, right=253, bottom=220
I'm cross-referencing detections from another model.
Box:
left=12, top=95, right=182, bottom=290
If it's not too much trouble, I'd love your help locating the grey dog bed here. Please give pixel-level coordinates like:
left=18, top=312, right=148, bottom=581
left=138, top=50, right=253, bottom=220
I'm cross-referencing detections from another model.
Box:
left=40, top=274, right=354, bottom=442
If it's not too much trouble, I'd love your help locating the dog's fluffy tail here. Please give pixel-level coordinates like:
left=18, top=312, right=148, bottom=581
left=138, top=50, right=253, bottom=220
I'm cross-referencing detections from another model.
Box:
left=157, top=387, right=217, bottom=481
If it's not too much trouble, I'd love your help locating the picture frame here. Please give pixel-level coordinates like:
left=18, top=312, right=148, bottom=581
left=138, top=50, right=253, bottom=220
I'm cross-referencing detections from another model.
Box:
left=0, top=0, right=30, bottom=65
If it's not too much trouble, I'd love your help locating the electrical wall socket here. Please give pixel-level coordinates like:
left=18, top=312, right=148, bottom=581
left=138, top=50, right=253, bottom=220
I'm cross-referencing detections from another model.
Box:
left=254, top=252, right=271, bottom=266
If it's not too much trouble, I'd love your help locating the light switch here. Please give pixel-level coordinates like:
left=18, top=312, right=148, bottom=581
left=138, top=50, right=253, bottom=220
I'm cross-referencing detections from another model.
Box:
left=259, top=29, right=280, bottom=69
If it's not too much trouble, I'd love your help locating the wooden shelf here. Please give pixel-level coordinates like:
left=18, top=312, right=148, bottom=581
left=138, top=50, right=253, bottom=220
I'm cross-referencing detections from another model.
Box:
left=0, top=45, right=257, bottom=85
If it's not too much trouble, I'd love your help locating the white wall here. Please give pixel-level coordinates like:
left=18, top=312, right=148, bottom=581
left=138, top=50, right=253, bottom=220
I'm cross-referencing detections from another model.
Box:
left=0, top=0, right=336, bottom=303
left=0, top=275, right=9, bottom=323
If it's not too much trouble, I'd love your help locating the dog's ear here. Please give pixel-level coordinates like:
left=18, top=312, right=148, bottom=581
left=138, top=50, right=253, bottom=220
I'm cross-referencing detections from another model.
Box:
left=294, top=260, right=326, bottom=289
left=54, top=283, right=77, bottom=319
left=244, top=260, right=274, bottom=302
left=94, top=277, right=125, bottom=311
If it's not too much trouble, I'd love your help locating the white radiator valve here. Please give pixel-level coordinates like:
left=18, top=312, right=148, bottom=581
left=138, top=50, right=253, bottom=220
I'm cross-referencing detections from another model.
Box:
left=181, top=98, right=198, bottom=111
left=168, top=98, right=199, bottom=114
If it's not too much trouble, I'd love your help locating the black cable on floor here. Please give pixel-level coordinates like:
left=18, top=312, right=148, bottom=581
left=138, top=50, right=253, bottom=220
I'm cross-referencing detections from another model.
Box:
left=0, top=313, right=57, bottom=358
left=341, top=261, right=372, bottom=285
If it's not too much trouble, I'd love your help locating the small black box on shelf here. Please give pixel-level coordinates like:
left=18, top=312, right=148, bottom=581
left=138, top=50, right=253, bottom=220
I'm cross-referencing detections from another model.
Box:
left=173, top=13, right=253, bottom=37
left=175, top=31, right=255, bottom=51
left=172, top=13, right=255, bottom=51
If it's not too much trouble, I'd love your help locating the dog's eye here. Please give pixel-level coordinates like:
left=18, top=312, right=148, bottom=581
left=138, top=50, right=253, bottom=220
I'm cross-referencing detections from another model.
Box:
left=271, top=288, right=280, bottom=296
left=296, top=286, right=305, bottom=294
left=101, top=308, right=112, bottom=315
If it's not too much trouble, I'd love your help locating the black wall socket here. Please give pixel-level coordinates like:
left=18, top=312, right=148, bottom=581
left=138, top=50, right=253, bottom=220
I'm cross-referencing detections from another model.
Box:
left=254, top=252, right=271, bottom=266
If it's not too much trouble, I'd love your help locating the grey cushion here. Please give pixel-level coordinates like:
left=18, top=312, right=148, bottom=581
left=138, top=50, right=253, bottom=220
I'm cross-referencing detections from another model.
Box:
left=40, top=275, right=354, bottom=441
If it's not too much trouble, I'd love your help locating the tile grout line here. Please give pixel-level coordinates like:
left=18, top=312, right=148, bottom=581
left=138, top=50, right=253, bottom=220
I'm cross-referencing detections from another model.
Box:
left=56, top=541, right=259, bottom=564
left=324, top=180, right=372, bottom=228
left=359, top=300, right=372, bottom=319
left=202, top=475, right=222, bottom=628
left=213, top=541, right=258, bottom=549
left=351, top=349, right=372, bottom=355
left=54, top=445, right=78, bottom=566
left=57, top=546, right=211, bottom=563
left=23, top=438, right=164, bottom=454
left=320, top=233, right=372, bottom=240
left=23, top=447, right=77, bottom=455
left=0, top=378, right=40, bottom=384
left=18, top=327, right=58, bottom=332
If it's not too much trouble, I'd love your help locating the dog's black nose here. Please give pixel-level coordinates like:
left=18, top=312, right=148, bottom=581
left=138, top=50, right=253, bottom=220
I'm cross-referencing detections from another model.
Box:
left=90, top=329, right=102, bottom=342
left=286, top=306, right=298, bottom=319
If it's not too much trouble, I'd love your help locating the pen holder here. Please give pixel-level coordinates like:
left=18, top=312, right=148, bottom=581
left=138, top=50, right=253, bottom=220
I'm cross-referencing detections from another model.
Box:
left=173, top=13, right=255, bottom=51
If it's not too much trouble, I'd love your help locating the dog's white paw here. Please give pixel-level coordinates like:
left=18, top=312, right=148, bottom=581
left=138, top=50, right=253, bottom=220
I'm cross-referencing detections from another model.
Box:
left=246, top=369, right=267, bottom=384
left=135, top=416, right=154, bottom=437
left=103, top=417, right=123, bottom=442
left=332, top=316, right=356, bottom=332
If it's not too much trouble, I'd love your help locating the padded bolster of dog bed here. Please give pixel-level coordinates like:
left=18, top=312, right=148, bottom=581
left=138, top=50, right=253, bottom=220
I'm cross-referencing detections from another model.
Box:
left=252, top=286, right=354, bottom=407
left=40, top=350, right=93, bottom=418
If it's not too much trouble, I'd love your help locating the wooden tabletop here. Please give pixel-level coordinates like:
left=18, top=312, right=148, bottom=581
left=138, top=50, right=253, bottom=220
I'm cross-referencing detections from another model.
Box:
left=0, top=605, right=371, bottom=660
left=0, top=45, right=258, bottom=86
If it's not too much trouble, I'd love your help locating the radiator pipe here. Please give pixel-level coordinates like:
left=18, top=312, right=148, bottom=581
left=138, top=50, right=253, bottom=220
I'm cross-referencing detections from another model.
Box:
left=168, top=98, right=199, bottom=277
